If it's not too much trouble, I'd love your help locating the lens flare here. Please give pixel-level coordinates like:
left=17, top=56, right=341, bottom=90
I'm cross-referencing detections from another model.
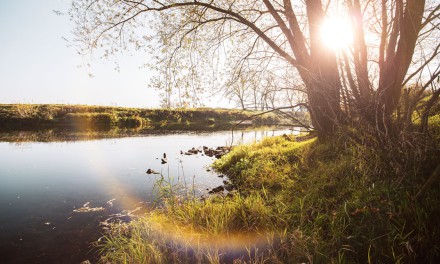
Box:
left=320, top=16, right=353, bottom=51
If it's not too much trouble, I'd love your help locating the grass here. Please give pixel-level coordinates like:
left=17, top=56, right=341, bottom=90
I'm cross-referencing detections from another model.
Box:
left=74, top=101, right=439, bottom=263
left=95, top=116, right=440, bottom=263
left=0, top=104, right=282, bottom=130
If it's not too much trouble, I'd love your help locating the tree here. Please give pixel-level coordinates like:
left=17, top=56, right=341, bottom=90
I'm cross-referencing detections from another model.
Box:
left=70, top=0, right=440, bottom=136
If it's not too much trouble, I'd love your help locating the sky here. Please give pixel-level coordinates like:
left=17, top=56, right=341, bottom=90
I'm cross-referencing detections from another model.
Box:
left=0, top=0, right=163, bottom=108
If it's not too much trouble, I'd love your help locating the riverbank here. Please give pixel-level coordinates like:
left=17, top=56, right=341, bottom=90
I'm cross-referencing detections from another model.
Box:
left=0, top=104, right=284, bottom=130
left=97, top=113, right=440, bottom=263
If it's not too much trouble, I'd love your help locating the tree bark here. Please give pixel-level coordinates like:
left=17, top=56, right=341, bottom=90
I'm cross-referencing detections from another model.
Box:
left=378, top=0, right=425, bottom=115
left=305, top=0, right=342, bottom=134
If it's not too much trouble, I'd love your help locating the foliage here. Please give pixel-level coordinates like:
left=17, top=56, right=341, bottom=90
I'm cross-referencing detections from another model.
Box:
left=64, top=112, right=118, bottom=127
left=118, top=115, right=149, bottom=128
left=70, top=0, right=440, bottom=135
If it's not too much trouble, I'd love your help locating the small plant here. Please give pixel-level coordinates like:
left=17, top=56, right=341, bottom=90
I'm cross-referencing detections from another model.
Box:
left=14, top=104, right=37, bottom=118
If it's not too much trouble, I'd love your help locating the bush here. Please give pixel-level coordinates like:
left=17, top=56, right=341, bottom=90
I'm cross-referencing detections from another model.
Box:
left=14, top=104, right=38, bottom=118
left=63, top=112, right=117, bottom=127
left=118, top=115, right=148, bottom=128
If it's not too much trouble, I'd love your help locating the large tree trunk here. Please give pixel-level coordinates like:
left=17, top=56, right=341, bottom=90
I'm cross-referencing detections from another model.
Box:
left=377, top=0, right=425, bottom=116
left=305, top=0, right=342, bottom=135
left=307, top=75, right=342, bottom=134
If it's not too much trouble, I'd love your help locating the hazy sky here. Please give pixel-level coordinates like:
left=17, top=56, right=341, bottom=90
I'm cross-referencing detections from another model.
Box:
left=0, top=0, right=163, bottom=108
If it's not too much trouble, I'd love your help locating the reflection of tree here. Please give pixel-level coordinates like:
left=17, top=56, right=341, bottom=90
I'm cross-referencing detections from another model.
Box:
left=0, top=125, right=276, bottom=143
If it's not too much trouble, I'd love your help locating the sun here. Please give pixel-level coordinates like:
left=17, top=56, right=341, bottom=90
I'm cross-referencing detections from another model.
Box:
left=320, top=16, right=353, bottom=51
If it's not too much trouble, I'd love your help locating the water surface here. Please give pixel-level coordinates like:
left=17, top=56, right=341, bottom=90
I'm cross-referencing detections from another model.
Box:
left=0, top=128, right=296, bottom=263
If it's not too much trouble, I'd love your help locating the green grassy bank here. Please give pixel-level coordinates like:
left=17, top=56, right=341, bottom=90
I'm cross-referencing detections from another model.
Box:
left=96, top=111, right=440, bottom=263
left=0, top=104, right=281, bottom=129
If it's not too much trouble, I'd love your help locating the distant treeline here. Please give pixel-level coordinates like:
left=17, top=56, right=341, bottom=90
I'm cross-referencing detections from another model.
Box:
left=0, top=104, right=282, bottom=129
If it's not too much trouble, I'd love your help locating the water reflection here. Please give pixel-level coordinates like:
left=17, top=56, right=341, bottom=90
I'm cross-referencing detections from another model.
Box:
left=0, top=124, right=297, bottom=143
left=0, top=127, right=298, bottom=263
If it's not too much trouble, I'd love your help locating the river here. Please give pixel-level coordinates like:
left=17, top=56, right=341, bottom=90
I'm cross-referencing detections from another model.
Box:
left=0, top=127, right=297, bottom=263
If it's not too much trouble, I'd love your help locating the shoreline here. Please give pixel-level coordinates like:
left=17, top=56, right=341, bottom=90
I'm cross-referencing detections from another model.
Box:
left=0, top=104, right=289, bottom=130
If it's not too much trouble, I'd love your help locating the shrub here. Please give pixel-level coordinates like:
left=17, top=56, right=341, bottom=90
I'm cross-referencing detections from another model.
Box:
left=14, top=104, right=38, bottom=118
left=118, top=115, right=148, bottom=128
left=63, top=112, right=117, bottom=127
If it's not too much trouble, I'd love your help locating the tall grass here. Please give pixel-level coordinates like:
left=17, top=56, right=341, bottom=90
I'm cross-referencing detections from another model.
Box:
left=97, top=117, right=440, bottom=263
left=5, top=104, right=436, bottom=262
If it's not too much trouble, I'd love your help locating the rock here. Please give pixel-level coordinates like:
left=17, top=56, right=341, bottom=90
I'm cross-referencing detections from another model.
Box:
left=208, top=185, right=224, bottom=194
left=216, top=146, right=231, bottom=151
left=204, top=149, right=214, bottom=157
left=204, top=146, right=232, bottom=158
left=187, top=147, right=199, bottom=154
left=217, top=174, right=224, bottom=178
left=224, top=184, right=235, bottom=192
left=183, top=147, right=201, bottom=155
left=146, top=169, right=159, bottom=174
left=161, top=153, right=167, bottom=164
